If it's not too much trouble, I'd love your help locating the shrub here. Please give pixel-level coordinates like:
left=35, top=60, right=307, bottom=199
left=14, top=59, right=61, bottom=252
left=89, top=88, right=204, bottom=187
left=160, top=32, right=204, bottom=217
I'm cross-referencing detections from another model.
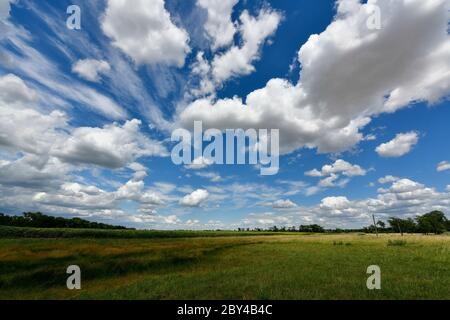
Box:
left=387, top=240, right=407, bottom=247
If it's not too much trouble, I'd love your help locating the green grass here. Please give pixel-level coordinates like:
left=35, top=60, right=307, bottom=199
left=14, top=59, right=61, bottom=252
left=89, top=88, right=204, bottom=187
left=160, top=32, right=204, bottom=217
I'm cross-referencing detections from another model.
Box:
left=0, top=231, right=449, bottom=300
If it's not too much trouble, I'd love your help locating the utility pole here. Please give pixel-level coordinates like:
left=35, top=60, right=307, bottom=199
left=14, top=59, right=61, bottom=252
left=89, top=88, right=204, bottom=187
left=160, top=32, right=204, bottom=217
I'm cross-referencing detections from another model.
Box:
left=372, top=214, right=379, bottom=238
left=397, top=221, right=403, bottom=237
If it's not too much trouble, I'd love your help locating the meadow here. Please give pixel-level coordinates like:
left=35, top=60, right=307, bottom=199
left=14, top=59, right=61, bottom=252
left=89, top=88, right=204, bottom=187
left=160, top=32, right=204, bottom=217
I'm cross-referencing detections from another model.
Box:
left=0, top=228, right=449, bottom=300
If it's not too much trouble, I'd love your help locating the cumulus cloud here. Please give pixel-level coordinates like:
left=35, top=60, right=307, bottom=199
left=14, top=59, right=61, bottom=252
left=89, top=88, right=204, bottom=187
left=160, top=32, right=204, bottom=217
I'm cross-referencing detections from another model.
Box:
left=72, top=59, right=111, bottom=82
left=0, top=73, right=37, bottom=105
left=305, top=159, right=366, bottom=177
left=29, top=175, right=173, bottom=221
left=242, top=212, right=293, bottom=228
left=184, top=156, right=214, bottom=170
left=194, top=171, right=223, bottom=182
left=272, top=199, right=297, bottom=209
left=0, top=73, right=167, bottom=202
left=243, top=177, right=450, bottom=229
left=179, top=189, right=210, bottom=207
left=211, top=8, right=282, bottom=83
left=179, top=0, right=450, bottom=155
left=0, top=0, right=15, bottom=20
left=304, top=159, right=365, bottom=190
left=189, top=6, right=282, bottom=97
left=33, top=182, right=115, bottom=210
left=1, top=108, right=66, bottom=156
left=197, top=0, right=239, bottom=50
left=101, top=0, right=190, bottom=67
left=375, top=132, right=419, bottom=157
left=116, top=179, right=165, bottom=206
left=378, top=175, right=400, bottom=184
left=320, top=196, right=351, bottom=212
left=318, top=174, right=341, bottom=188
left=53, top=119, right=168, bottom=169
left=437, top=161, right=450, bottom=172
left=336, top=178, right=450, bottom=219
left=0, top=155, right=68, bottom=189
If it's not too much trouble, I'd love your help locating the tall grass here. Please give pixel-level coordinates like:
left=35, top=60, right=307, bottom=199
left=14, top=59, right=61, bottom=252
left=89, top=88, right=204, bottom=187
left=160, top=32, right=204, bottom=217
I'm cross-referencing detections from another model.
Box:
left=0, top=234, right=449, bottom=300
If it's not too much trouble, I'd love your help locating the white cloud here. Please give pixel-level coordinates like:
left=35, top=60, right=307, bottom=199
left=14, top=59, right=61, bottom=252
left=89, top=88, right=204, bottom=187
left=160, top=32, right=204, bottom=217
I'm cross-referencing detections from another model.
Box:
left=305, top=159, right=366, bottom=177
left=28, top=174, right=174, bottom=220
left=33, top=182, right=115, bottom=210
left=53, top=119, right=168, bottom=169
left=2, top=32, right=127, bottom=120
left=101, top=0, right=190, bottom=67
left=242, top=177, right=450, bottom=229
left=179, top=80, right=371, bottom=154
left=364, top=134, right=377, bottom=141
left=130, top=214, right=182, bottom=226
left=197, top=0, right=239, bottom=50
left=0, top=0, right=15, bottom=20
left=0, top=73, right=170, bottom=220
left=0, top=100, right=68, bottom=155
left=115, top=179, right=145, bottom=201
left=320, top=196, right=351, bottom=212
left=115, top=179, right=165, bottom=206
left=180, top=189, right=210, bottom=207
left=375, top=132, right=419, bottom=157
left=272, top=199, right=297, bottom=209
left=304, top=160, right=364, bottom=190
left=211, top=8, right=281, bottom=83
left=179, top=0, right=449, bottom=155
left=190, top=52, right=216, bottom=97
left=319, top=174, right=340, bottom=188
left=188, top=6, right=282, bottom=97
left=128, top=162, right=147, bottom=172
left=378, top=175, right=400, bottom=184
left=0, top=73, right=37, bottom=105
left=72, top=59, right=111, bottom=82
left=0, top=155, right=68, bottom=189
left=195, top=171, right=223, bottom=182
left=437, top=161, right=450, bottom=172
left=185, top=156, right=214, bottom=170
left=315, top=178, right=450, bottom=223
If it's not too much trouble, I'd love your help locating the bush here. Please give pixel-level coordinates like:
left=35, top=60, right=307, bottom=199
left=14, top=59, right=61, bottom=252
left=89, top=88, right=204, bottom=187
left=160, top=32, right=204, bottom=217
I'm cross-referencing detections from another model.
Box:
left=333, top=241, right=352, bottom=246
left=387, top=240, right=407, bottom=247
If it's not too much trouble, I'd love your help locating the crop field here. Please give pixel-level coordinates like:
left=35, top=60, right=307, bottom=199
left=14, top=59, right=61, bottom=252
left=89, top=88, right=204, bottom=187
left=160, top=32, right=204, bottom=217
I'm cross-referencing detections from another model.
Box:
left=0, top=228, right=449, bottom=300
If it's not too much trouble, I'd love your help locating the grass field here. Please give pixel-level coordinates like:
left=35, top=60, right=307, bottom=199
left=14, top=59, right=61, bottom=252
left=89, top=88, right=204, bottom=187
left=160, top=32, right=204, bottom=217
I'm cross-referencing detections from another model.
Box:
left=0, top=228, right=449, bottom=300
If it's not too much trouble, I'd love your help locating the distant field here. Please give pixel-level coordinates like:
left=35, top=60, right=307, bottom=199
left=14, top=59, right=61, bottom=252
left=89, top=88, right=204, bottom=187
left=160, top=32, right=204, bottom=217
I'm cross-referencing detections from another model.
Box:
left=0, top=229, right=449, bottom=300
left=0, top=226, right=287, bottom=239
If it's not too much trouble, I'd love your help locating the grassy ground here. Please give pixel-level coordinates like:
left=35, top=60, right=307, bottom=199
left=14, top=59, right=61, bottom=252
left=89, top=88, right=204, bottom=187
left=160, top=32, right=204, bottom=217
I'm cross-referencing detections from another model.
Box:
left=0, top=231, right=449, bottom=300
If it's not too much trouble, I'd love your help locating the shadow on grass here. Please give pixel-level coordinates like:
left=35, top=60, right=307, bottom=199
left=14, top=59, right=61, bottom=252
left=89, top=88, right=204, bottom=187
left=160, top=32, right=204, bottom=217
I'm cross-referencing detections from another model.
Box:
left=0, top=241, right=261, bottom=290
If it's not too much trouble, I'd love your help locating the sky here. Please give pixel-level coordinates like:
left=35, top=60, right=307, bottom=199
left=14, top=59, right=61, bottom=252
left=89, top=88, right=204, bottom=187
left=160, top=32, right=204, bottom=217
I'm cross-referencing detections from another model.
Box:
left=0, top=0, right=449, bottom=230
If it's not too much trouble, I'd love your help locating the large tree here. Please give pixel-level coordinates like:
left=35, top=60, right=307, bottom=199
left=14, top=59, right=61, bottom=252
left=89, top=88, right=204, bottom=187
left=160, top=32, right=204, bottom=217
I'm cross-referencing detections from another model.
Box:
left=416, top=211, right=448, bottom=235
left=388, top=217, right=417, bottom=235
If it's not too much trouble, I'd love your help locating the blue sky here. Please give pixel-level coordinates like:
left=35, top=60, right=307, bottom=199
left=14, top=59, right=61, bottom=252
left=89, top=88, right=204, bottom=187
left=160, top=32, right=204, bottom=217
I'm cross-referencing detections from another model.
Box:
left=0, top=0, right=449, bottom=229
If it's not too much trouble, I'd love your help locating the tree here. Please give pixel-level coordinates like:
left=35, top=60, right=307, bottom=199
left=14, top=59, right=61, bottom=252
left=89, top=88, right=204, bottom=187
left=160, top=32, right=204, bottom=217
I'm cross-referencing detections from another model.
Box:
left=376, top=221, right=386, bottom=229
left=298, top=224, right=325, bottom=233
left=388, top=217, right=417, bottom=235
left=0, top=212, right=129, bottom=230
left=416, top=211, right=448, bottom=235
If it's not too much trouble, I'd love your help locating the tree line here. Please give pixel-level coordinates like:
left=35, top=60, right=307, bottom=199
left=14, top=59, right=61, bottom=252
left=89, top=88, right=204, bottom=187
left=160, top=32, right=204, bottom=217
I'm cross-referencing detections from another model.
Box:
left=364, top=211, right=450, bottom=235
left=0, top=211, right=448, bottom=234
left=238, top=211, right=450, bottom=235
left=0, top=212, right=130, bottom=230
